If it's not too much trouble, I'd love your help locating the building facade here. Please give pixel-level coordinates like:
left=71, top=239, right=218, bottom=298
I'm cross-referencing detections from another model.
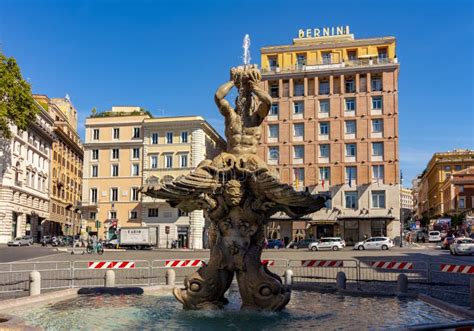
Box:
left=414, top=149, right=474, bottom=219
left=440, top=167, right=474, bottom=217
left=400, top=187, right=414, bottom=224
left=257, top=28, right=401, bottom=244
left=141, top=116, right=225, bottom=249
left=35, top=95, right=84, bottom=236
left=0, top=99, right=55, bottom=243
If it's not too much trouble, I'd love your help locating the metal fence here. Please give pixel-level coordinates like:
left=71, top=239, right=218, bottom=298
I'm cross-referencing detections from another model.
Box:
left=289, top=259, right=359, bottom=283
left=151, top=259, right=208, bottom=285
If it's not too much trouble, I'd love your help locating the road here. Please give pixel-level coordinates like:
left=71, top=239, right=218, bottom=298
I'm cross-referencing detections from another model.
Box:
left=0, top=245, right=61, bottom=263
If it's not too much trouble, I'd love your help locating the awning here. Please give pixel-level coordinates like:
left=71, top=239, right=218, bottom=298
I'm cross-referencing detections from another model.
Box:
left=336, top=216, right=395, bottom=221
left=308, top=220, right=338, bottom=225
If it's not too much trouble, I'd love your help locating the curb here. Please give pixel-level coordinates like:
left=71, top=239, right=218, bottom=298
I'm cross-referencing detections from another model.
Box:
left=417, top=293, right=474, bottom=319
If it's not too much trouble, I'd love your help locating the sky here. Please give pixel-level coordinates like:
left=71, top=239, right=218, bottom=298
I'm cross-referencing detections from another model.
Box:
left=0, top=0, right=473, bottom=185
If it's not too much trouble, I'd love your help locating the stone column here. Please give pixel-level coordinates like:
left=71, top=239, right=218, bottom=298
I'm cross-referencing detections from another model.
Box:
left=189, top=210, right=204, bottom=249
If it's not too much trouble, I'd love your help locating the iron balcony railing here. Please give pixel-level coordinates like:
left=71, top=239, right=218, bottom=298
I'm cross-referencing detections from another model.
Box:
left=263, top=57, right=398, bottom=75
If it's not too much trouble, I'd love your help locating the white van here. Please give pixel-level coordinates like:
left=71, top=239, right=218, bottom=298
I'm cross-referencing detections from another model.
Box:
left=428, top=231, right=441, bottom=242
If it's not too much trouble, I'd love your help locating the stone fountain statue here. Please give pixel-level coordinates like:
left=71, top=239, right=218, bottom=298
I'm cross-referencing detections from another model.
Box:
left=141, top=40, right=330, bottom=311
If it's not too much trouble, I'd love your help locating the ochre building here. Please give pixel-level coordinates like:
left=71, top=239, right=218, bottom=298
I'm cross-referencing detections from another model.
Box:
left=257, top=27, right=401, bottom=244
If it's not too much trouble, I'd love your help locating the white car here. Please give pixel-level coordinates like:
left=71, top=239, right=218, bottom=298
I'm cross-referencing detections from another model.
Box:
left=309, top=237, right=345, bottom=251
left=428, top=231, right=442, bottom=242
left=354, top=237, right=394, bottom=250
left=450, top=238, right=474, bottom=255
left=7, top=236, right=33, bottom=246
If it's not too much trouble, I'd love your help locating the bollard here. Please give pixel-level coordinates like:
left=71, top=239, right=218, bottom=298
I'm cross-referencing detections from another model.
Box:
left=471, top=278, right=474, bottom=310
left=336, top=271, right=346, bottom=290
left=29, top=271, right=41, bottom=296
left=397, top=274, right=408, bottom=295
left=284, top=269, right=293, bottom=286
left=105, top=270, right=115, bottom=287
left=166, top=269, right=176, bottom=286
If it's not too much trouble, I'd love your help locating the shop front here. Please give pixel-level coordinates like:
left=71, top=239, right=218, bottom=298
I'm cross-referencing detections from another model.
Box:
left=338, top=217, right=394, bottom=245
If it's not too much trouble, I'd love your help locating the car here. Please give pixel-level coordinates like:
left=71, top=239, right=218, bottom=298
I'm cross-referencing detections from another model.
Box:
left=309, top=237, right=345, bottom=251
left=414, top=230, right=427, bottom=243
left=265, top=239, right=285, bottom=249
left=441, top=236, right=455, bottom=249
left=288, top=238, right=317, bottom=249
left=428, top=231, right=442, bottom=242
left=450, top=238, right=474, bottom=255
left=354, top=237, right=394, bottom=250
left=7, top=236, right=33, bottom=246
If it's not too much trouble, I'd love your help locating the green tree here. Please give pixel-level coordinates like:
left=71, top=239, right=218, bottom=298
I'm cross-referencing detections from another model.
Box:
left=0, top=52, right=38, bottom=139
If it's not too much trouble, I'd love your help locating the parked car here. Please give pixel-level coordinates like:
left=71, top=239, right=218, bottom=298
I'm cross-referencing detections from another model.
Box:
left=441, top=236, right=455, bottom=249
left=266, top=239, right=285, bottom=249
left=450, top=238, right=474, bottom=255
left=354, top=237, right=394, bottom=250
left=428, top=231, right=442, bottom=242
left=7, top=236, right=33, bottom=246
left=414, top=230, right=427, bottom=243
left=309, top=237, right=345, bottom=251
left=288, top=238, right=317, bottom=249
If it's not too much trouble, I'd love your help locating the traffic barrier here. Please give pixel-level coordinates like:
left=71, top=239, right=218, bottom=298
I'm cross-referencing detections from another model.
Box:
left=88, top=261, right=136, bottom=269
left=164, top=260, right=205, bottom=268
left=289, top=259, right=357, bottom=284
left=370, top=261, right=413, bottom=270
left=262, top=260, right=275, bottom=266
left=150, top=259, right=208, bottom=285
left=440, top=264, right=474, bottom=274
left=301, top=260, right=343, bottom=268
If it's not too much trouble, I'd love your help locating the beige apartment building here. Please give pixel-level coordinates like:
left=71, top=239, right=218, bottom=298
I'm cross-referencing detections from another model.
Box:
left=400, top=187, right=414, bottom=224
left=142, top=116, right=225, bottom=248
left=81, top=107, right=149, bottom=238
left=257, top=27, right=401, bottom=244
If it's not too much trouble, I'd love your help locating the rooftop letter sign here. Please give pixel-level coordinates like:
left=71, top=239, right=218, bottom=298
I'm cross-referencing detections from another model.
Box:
left=298, top=26, right=350, bottom=38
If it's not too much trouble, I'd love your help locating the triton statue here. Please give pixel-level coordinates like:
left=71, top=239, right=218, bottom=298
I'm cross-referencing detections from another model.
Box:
left=141, top=64, right=330, bottom=311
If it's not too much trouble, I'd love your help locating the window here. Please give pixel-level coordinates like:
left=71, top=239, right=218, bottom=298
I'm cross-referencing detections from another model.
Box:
left=345, top=98, right=356, bottom=111
left=319, top=144, right=330, bottom=158
left=345, top=121, right=356, bottom=134
left=345, top=79, right=355, bottom=93
left=372, top=96, right=383, bottom=110
left=294, top=168, right=304, bottom=186
left=345, top=166, right=357, bottom=185
left=111, top=164, right=119, bottom=177
left=151, top=133, right=159, bottom=144
left=131, top=187, right=139, bottom=201
left=459, top=185, right=464, bottom=193
left=345, top=191, right=358, bottom=209
left=132, top=148, right=140, bottom=159
left=294, top=145, right=304, bottom=159
left=372, top=142, right=384, bottom=156
left=112, top=148, right=119, bottom=160
left=319, top=81, right=330, bottom=94
left=91, top=165, right=98, bottom=178
left=319, top=122, right=329, bottom=135
left=133, top=127, right=140, bottom=139
left=320, top=167, right=330, bottom=181
left=347, top=50, right=357, bottom=60
left=372, top=119, right=383, bottom=133
left=90, top=188, right=98, bottom=203
left=132, top=163, right=139, bottom=176
left=150, top=156, right=158, bottom=169
left=372, top=191, right=386, bottom=208
left=293, top=123, right=304, bottom=138
left=92, top=149, right=99, bottom=160
left=319, top=99, right=330, bottom=113
left=92, top=129, right=99, bottom=140
left=345, top=144, right=356, bottom=157
left=293, top=101, right=304, bottom=115
left=269, top=56, right=278, bottom=70
left=459, top=197, right=466, bottom=209
left=270, top=104, right=279, bottom=116
left=296, top=54, right=306, bottom=66
left=165, top=155, right=173, bottom=168
left=270, top=84, right=279, bottom=98
left=268, top=124, right=279, bottom=139
left=111, top=188, right=118, bottom=202
left=113, top=128, right=120, bottom=140
left=130, top=211, right=138, bottom=219
left=372, top=165, right=384, bottom=182
left=110, top=211, right=117, bottom=219
left=166, top=132, right=173, bottom=144
left=294, top=82, right=304, bottom=96
left=90, top=212, right=96, bottom=220
left=322, top=52, right=331, bottom=64
left=181, top=131, right=188, bottom=143
left=377, top=48, right=388, bottom=59
left=148, top=208, right=159, bottom=217
left=180, top=154, right=188, bottom=168
left=268, top=147, right=279, bottom=160
left=444, top=166, right=451, bottom=171
left=455, top=165, right=462, bottom=171
left=371, top=78, right=382, bottom=91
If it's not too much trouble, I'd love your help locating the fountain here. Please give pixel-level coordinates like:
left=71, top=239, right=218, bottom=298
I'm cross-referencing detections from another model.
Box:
left=141, top=35, right=330, bottom=311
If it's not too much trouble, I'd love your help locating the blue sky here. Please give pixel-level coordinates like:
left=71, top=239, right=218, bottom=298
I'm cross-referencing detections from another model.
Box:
left=1, top=0, right=473, bottom=185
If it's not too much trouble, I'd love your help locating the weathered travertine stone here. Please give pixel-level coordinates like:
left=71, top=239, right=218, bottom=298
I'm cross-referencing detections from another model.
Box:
left=142, top=66, right=330, bottom=311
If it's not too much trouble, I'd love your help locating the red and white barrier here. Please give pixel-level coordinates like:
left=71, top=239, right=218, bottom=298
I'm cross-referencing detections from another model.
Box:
left=301, top=260, right=343, bottom=268
left=88, top=261, right=135, bottom=269
left=370, top=261, right=413, bottom=270
left=440, top=264, right=474, bottom=274
left=165, top=260, right=204, bottom=268
left=262, top=260, right=275, bottom=266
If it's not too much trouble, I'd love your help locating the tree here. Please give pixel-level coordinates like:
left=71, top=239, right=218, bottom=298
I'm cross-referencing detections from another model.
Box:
left=0, top=52, right=38, bottom=139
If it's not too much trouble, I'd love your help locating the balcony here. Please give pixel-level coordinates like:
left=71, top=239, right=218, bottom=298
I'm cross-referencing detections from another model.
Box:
left=262, top=57, right=398, bottom=75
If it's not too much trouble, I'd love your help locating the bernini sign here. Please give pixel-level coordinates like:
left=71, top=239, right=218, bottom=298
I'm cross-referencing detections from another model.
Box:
left=298, top=26, right=350, bottom=38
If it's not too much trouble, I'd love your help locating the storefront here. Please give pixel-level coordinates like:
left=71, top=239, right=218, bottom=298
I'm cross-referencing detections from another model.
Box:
left=338, top=217, right=394, bottom=245
left=177, top=226, right=189, bottom=248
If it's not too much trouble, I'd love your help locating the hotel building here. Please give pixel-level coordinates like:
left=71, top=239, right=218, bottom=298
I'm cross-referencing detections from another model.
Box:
left=257, top=28, right=401, bottom=244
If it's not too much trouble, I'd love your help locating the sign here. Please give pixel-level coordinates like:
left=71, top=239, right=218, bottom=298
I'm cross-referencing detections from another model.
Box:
left=165, top=226, right=170, bottom=235
left=298, top=25, right=350, bottom=39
